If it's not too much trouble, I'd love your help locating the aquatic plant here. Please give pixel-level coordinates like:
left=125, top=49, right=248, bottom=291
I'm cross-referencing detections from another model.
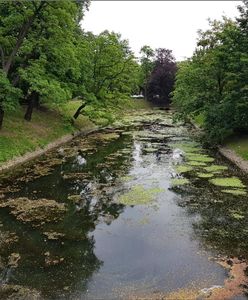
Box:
left=175, top=165, right=193, bottom=173
left=221, top=189, right=247, bottom=196
left=187, top=161, right=207, bottom=167
left=204, top=165, right=228, bottom=172
left=186, top=153, right=215, bottom=163
left=197, top=173, right=214, bottom=178
left=118, top=185, right=164, bottom=206
left=171, top=178, right=189, bottom=186
left=209, top=177, right=245, bottom=188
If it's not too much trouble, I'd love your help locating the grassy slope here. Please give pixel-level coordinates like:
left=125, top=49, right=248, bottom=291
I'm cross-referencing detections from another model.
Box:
left=193, top=113, right=248, bottom=161
left=225, top=136, right=248, bottom=161
left=0, top=99, right=151, bottom=165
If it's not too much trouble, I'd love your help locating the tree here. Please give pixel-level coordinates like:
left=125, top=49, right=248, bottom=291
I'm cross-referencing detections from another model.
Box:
left=173, top=10, right=248, bottom=145
left=0, top=0, right=89, bottom=124
left=147, top=48, right=177, bottom=105
left=139, top=45, right=155, bottom=98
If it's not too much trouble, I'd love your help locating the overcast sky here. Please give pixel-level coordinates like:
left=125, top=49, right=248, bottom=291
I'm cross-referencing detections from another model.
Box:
left=81, top=1, right=242, bottom=61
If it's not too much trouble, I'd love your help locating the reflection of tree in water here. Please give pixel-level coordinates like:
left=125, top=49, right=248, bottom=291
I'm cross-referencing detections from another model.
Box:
left=0, top=133, right=133, bottom=298
left=173, top=184, right=248, bottom=258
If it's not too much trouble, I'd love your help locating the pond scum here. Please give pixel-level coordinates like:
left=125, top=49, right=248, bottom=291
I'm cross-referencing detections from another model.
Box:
left=0, top=110, right=247, bottom=299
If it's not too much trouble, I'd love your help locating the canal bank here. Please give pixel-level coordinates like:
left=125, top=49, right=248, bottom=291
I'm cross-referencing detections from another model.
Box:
left=0, top=109, right=248, bottom=299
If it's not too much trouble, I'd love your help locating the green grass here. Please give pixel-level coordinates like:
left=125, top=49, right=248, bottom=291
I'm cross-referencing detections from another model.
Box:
left=0, top=99, right=151, bottom=165
left=0, top=107, right=76, bottom=164
left=193, top=112, right=205, bottom=127
left=225, top=135, right=248, bottom=161
left=124, top=99, right=152, bottom=110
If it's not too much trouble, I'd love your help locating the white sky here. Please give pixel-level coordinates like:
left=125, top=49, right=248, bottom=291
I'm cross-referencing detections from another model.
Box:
left=81, top=1, right=242, bottom=61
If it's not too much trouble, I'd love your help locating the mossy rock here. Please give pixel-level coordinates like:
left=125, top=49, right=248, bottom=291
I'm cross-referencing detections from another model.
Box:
left=209, top=177, right=245, bottom=188
left=171, top=178, right=189, bottom=186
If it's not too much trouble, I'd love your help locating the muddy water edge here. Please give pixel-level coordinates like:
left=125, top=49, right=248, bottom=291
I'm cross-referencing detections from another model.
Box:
left=0, top=109, right=248, bottom=299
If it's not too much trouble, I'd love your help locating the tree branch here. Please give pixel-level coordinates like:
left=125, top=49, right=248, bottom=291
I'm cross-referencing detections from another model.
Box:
left=3, top=1, right=47, bottom=76
left=0, top=46, right=5, bottom=69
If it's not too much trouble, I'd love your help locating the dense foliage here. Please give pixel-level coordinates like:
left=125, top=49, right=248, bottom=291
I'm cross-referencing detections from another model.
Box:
left=173, top=1, right=248, bottom=145
left=139, top=46, right=177, bottom=105
left=0, top=0, right=140, bottom=128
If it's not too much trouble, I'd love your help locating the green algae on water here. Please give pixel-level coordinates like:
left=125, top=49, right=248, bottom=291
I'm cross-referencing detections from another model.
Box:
left=204, top=165, right=228, bottom=172
left=221, top=189, right=247, bottom=196
left=118, top=185, right=164, bottom=206
left=186, top=153, right=215, bottom=163
left=170, top=143, right=201, bottom=154
left=197, top=172, right=214, bottom=178
left=187, top=161, right=207, bottom=167
left=175, top=165, right=193, bottom=173
left=121, top=175, right=134, bottom=182
left=171, top=178, right=189, bottom=186
left=209, top=177, right=245, bottom=188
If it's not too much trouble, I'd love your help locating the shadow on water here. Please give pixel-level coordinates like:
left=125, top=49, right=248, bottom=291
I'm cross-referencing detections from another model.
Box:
left=0, top=110, right=248, bottom=299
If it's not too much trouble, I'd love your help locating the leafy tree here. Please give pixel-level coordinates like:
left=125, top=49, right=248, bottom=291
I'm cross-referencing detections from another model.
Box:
left=0, top=0, right=89, bottom=124
left=139, top=45, right=155, bottom=98
left=147, top=48, right=177, bottom=105
left=173, top=9, right=248, bottom=145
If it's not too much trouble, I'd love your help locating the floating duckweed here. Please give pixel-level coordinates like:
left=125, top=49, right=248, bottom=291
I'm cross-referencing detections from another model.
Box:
left=187, top=161, right=207, bottom=167
left=186, top=153, right=215, bottom=163
left=204, top=165, right=228, bottom=172
left=229, top=210, right=245, bottom=219
left=118, top=185, right=164, bottom=206
left=197, top=173, right=214, bottom=178
left=143, top=148, right=157, bottom=153
left=121, top=175, right=134, bottom=182
left=221, top=189, right=247, bottom=196
left=210, top=177, right=245, bottom=188
left=171, top=178, right=189, bottom=186
left=175, top=165, right=193, bottom=173
left=170, top=143, right=201, bottom=153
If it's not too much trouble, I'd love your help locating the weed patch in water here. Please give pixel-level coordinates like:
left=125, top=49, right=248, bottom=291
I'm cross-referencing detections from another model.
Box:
left=170, top=142, right=201, bottom=153
left=118, top=185, right=164, bottom=206
left=187, top=161, right=207, bottom=167
left=186, top=153, right=215, bottom=163
left=171, top=178, right=189, bottom=186
left=209, top=177, right=245, bottom=188
left=120, top=175, right=134, bottom=182
left=175, top=165, right=193, bottom=173
left=197, top=172, right=214, bottom=178
left=204, top=165, right=228, bottom=173
left=0, top=198, right=67, bottom=227
left=221, top=189, right=247, bottom=196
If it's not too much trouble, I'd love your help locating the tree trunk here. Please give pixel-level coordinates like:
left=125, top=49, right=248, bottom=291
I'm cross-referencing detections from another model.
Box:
left=3, top=2, right=46, bottom=76
left=24, top=91, right=39, bottom=121
left=0, top=106, right=4, bottom=129
left=73, top=103, right=86, bottom=119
